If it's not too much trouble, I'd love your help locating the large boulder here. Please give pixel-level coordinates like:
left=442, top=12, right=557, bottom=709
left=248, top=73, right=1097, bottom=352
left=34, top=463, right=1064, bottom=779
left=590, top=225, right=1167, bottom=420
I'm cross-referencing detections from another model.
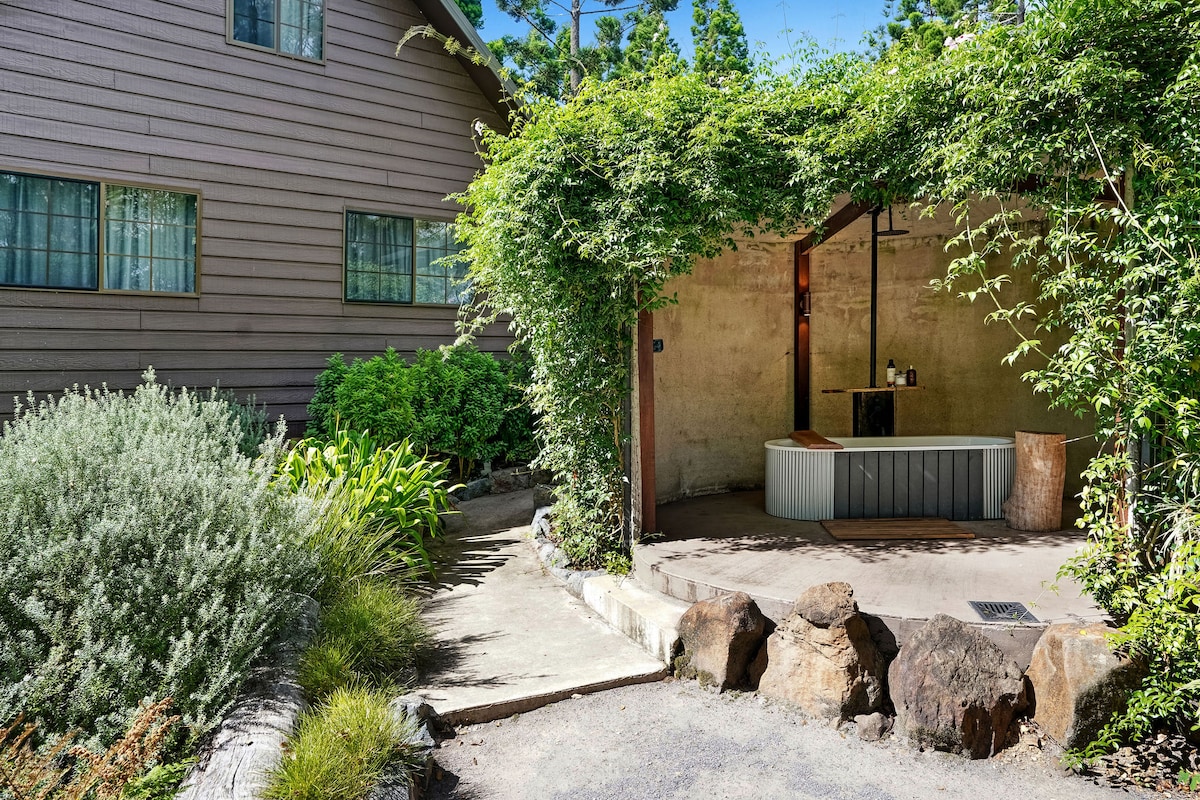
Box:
left=889, top=614, right=1028, bottom=759
left=757, top=582, right=884, bottom=720
left=1025, top=623, right=1145, bottom=749
left=675, top=591, right=768, bottom=690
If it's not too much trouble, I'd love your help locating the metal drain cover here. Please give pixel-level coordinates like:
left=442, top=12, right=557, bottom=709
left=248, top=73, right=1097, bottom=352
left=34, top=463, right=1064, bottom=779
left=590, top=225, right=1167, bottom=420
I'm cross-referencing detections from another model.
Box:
left=968, top=600, right=1039, bottom=624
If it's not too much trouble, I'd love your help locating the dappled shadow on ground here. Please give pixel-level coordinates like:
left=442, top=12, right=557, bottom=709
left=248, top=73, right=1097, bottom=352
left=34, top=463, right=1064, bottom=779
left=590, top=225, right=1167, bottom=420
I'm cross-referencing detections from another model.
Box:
left=418, top=631, right=555, bottom=690
left=425, top=531, right=522, bottom=591
left=650, top=490, right=1087, bottom=566
left=425, top=766, right=486, bottom=800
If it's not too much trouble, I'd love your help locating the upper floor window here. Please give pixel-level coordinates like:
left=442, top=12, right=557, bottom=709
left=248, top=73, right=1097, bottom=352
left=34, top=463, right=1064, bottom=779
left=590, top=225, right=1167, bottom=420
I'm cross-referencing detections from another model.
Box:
left=230, top=0, right=325, bottom=61
left=0, top=171, right=198, bottom=295
left=344, top=212, right=469, bottom=305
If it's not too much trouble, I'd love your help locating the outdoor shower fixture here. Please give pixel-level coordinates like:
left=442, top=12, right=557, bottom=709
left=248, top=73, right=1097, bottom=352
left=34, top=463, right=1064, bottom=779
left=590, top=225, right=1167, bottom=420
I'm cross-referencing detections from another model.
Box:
left=867, top=206, right=909, bottom=388
left=852, top=205, right=910, bottom=437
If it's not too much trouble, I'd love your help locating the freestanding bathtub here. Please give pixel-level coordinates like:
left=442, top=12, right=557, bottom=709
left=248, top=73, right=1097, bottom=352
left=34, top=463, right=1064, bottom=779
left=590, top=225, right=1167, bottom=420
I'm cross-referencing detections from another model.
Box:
left=765, top=436, right=1016, bottom=521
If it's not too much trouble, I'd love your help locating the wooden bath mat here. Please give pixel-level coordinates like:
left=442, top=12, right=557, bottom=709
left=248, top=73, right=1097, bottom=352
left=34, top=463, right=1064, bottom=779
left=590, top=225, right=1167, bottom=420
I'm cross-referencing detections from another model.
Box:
left=821, top=518, right=974, bottom=541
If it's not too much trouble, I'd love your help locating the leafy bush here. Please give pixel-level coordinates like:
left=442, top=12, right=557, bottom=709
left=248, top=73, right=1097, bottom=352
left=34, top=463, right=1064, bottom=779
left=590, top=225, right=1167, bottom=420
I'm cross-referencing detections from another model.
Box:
left=409, top=346, right=506, bottom=472
left=277, top=429, right=454, bottom=584
left=0, top=374, right=317, bottom=747
left=265, top=687, right=421, bottom=800
left=496, top=347, right=538, bottom=464
left=305, top=346, right=538, bottom=468
left=204, top=388, right=270, bottom=458
left=297, top=580, right=428, bottom=702
left=306, top=353, right=349, bottom=438
left=331, top=350, right=414, bottom=444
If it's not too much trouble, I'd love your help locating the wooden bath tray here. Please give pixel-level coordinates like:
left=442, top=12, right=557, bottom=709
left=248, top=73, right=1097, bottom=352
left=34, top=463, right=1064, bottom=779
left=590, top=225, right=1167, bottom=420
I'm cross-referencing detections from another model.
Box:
left=821, top=518, right=974, bottom=541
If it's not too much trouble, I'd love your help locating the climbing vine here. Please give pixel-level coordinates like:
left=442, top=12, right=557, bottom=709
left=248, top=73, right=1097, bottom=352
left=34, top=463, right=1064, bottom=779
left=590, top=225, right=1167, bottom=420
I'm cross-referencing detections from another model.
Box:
left=452, top=0, right=1200, bottom=749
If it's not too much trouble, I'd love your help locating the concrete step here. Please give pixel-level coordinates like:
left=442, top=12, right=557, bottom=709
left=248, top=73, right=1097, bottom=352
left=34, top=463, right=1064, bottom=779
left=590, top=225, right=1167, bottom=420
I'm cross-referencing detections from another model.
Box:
left=577, top=573, right=693, bottom=664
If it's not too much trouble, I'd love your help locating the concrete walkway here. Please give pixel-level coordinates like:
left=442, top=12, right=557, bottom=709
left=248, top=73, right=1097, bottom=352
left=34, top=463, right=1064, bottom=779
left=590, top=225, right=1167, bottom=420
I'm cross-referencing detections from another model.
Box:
left=415, top=490, right=666, bottom=724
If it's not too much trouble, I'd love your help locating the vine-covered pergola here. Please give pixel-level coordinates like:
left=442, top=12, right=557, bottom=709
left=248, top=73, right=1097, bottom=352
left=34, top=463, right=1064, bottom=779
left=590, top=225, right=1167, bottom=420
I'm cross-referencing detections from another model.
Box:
left=452, top=0, right=1200, bottom=751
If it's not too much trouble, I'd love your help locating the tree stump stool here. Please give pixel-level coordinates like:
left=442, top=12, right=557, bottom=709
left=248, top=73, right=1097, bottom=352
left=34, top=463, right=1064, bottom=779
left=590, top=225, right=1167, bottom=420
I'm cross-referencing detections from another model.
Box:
left=1003, top=430, right=1066, bottom=532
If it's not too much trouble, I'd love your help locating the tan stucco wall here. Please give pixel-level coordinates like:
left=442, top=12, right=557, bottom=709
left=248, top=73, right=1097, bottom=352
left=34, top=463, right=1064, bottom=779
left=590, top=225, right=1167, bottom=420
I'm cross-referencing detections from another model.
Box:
left=652, top=238, right=795, bottom=503
left=650, top=205, right=1095, bottom=505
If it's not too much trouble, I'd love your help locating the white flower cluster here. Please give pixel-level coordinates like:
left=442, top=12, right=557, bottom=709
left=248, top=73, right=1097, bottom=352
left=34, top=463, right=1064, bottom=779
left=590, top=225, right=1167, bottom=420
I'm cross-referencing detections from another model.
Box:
left=0, top=374, right=318, bottom=747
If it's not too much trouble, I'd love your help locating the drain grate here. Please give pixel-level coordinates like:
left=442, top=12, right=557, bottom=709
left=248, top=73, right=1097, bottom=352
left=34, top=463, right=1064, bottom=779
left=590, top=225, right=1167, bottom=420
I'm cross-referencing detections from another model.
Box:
left=968, top=600, right=1039, bottom=624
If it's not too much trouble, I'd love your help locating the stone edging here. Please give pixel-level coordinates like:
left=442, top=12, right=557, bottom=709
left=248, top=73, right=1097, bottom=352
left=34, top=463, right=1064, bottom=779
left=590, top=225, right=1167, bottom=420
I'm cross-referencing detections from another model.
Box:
left=529, top=505, right=606, bottom=597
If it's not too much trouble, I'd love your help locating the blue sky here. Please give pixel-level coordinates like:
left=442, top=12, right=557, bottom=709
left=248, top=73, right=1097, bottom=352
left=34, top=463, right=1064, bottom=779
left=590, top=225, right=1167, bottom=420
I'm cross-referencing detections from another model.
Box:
left=474, top=0, right=891, bottom=64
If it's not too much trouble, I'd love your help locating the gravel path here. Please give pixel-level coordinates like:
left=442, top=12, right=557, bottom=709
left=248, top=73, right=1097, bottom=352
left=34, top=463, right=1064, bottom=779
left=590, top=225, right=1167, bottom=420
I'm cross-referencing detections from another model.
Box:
left=425, top=679, right=1157, bottom=800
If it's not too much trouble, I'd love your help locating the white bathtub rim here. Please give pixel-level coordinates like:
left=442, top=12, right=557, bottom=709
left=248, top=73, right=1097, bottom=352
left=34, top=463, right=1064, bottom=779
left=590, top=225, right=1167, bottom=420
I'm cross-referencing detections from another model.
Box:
left=766, top=435, right=1015, bottom=452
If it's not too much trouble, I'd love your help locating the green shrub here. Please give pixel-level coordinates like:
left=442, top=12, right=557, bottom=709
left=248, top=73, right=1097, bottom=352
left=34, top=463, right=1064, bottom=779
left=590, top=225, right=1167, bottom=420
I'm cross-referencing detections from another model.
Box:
left=496, top=347, right=538, bottom=464
left=204, top=388, right=270, bottom=458
left=297, top=580, right=428, bottom=702
left=331, top=350, right=414, bottom=444
left=265, top=686, right=420, bottom=800
left=305, top=347, right=538, bottom=468
left=409, top=345, right=506, bottom=472
left=0, top=373, right=317, bottom=748
left=306, top=353, right=349, bottom=439
left=277, top=429, right=453, bottom=583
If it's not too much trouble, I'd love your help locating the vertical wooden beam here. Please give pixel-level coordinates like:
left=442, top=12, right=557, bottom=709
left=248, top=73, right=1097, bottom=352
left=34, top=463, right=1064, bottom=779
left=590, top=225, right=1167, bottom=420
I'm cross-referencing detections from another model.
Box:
left=637, top=303, right=657, bottom=534
left=794, top=245, right=811, bottom=431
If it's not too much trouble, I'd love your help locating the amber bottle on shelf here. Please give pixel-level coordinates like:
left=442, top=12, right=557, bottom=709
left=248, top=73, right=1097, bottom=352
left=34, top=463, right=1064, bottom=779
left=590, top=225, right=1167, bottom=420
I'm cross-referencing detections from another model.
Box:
left=906, top=366, right=917, bottom=387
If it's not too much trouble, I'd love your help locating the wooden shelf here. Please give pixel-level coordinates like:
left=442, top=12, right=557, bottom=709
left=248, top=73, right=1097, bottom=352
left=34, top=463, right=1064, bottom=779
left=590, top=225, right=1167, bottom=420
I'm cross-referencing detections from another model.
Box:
left=821, top=386, right=925, bottom=394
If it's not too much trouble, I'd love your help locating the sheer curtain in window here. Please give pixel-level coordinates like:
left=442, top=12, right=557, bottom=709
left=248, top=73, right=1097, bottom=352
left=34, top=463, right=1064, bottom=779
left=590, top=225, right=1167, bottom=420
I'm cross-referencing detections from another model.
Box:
left=104, top=187, right=196, bottom=293
left=279, top=0, right=323, bottom=59
left=0, top=173, right=97, bottom=289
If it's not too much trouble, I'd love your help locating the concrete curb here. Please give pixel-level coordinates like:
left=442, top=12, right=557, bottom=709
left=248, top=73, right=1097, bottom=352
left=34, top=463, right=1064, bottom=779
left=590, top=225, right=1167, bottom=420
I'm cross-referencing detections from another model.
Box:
left=529, top=506, right=690, bottom=665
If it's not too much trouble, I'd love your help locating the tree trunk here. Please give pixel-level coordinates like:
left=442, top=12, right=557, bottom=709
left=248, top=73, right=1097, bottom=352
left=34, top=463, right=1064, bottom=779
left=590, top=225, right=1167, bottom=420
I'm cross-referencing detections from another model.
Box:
left=569, top=0, right=581, bottom=93
left=1003, top=430, right=1067, bottom=532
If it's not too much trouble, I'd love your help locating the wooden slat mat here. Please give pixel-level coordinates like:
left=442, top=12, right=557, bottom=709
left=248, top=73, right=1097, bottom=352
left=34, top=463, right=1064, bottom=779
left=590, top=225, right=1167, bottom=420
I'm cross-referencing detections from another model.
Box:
left=821, top=518, right=975, bottom=541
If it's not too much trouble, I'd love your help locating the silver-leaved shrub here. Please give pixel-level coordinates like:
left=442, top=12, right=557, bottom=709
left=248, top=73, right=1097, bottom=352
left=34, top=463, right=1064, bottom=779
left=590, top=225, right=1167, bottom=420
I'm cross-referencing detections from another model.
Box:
left=0, top=372, right=318, bottom=747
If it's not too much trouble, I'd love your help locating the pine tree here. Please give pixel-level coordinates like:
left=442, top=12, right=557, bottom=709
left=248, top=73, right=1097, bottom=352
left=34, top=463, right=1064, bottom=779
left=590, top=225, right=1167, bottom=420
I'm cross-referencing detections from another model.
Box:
left=691, top=0, right=751, bottom=78
left=454, top=0, right=484, bottom=28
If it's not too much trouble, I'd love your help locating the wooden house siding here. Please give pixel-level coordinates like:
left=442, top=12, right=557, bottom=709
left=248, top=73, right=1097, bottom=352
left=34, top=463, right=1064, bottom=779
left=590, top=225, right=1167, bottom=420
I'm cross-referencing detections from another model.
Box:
left=0, top=0, right=509, bottom=426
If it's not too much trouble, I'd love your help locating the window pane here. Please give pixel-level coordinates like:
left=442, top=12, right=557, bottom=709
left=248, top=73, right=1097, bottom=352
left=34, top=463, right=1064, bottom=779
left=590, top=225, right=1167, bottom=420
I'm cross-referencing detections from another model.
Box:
left=105, top=255, right=152, bottom=291
left=379, top=273, right=411, bottom=303
left=279, top=0, right=323, bottom=58
left=346, top=270, right=378, bottom=302
left=416, top=219, right=448, bottom=249
left=106, top=220, right=150, bottom=256
left=233, top=0, right=275, bottom=47
left=151, top=224, right=195, bottom=259
left=106, top=186, right=153, bottom=222
left=50, top=251, right=97, bottom=289
left=104, top=186, right=197, bottom=293
left=0, top=172, right=102, bottom=290
left=345, top=211, right=414, bottom=302
left=416, top=275, right=449, bottom=304
left=151, top=259, right=193, bottom=293
left=13, top=212, right=49, bottom=251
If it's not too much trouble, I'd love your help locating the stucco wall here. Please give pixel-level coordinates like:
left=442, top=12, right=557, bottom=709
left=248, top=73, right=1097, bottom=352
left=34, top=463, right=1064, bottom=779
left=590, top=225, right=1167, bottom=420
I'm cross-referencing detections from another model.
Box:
left=652, top=238, right=795, bottom=503
left=650, top=205, right=1095, bottom=505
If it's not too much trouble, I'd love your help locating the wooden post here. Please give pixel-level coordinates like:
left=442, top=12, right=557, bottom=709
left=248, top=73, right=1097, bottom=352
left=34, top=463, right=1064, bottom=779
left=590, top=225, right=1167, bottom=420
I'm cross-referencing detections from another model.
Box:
left=1003, top=430, right=1067, bottom=531
left=637, top=304, right=656, bottom=535
left=794, top=246, right=811, bottom=430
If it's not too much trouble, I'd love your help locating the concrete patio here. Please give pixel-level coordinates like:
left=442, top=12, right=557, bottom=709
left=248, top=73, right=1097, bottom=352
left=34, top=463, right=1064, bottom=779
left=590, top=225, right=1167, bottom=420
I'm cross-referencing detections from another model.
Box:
left=635, top=490, right=1107, bottom=667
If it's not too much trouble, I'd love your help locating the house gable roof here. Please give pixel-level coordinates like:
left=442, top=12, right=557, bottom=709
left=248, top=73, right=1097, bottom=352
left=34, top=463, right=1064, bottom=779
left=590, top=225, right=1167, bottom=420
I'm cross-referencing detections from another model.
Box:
left=407, top=0, right=516, bottom=123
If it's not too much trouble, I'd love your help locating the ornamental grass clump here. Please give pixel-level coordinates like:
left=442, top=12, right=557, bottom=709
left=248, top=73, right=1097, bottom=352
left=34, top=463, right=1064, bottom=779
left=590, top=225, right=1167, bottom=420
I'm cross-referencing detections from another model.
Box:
left=297, top=579, right=429, bottom=702
left=0, top=373, right=317, bottom=749
left=265, top=687, right=420, bottom=800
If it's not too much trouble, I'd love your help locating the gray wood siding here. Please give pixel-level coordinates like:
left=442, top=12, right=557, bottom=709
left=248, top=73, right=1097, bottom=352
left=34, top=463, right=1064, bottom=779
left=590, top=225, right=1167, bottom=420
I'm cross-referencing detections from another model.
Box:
left=0, top=0, right=510, bottom=427
left=833, top=449, right=986, bottom=520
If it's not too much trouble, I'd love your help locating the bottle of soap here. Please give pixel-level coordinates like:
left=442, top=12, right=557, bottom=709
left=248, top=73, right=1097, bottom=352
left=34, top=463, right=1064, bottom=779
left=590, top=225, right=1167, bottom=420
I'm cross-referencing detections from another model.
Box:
left=886, top=359, right=896, bottom=387
left=906, top=365, right=917, bottom=387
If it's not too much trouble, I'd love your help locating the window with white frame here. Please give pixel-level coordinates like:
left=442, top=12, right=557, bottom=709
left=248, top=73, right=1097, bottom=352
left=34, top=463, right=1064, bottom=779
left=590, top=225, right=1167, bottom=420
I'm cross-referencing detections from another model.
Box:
left=230, top=0, right=325, bottom=61
left=344, top=211, right=469, bottom=305
left=0, top=171, right=198, bottom=294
